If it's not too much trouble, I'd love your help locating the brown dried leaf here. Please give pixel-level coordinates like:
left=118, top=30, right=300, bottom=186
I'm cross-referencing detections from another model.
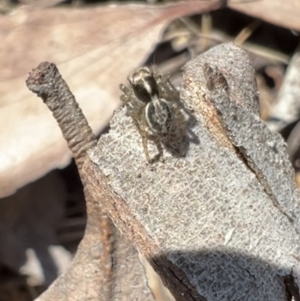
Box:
left=229, top=0, right=300, bottom=32
left=0, top=1, right=220, bottom=197
left=38, top=224, right=157, bottom=301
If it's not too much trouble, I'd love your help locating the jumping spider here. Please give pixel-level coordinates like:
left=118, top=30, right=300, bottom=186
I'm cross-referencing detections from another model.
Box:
left=119, top=66, right=186, bottom=163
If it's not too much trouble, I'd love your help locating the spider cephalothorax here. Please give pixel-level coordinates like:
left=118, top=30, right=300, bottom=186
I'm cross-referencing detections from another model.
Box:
left=120, top=66, right=186, bottom=163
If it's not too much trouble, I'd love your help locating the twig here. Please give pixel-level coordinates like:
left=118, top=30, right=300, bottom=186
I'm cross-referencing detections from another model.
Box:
left=26, top=62, right=114, bottom=301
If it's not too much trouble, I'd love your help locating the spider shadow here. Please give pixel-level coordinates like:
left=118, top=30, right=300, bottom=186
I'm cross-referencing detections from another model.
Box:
left=146, top=103, right=199, bottom=164
left=160, top=103, right=199, bottom=160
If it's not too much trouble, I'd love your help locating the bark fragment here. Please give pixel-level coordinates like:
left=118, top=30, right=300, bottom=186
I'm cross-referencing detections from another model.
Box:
left=86, top=43, right=300, bottom=301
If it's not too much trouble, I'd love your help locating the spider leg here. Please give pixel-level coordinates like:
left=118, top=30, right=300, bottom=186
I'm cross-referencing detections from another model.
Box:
left=119, top=83, right=130, bottom=95
left=152, top=136, right=164, bottom=163
left=133, top=119, right=151, bottom=162
left=168, top=103, right=186, bottom=156
left=177, top=109, right=187, bottom=156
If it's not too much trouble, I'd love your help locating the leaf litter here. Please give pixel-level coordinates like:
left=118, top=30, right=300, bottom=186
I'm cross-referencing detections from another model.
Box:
left=1, top=0, right=300, bottom=300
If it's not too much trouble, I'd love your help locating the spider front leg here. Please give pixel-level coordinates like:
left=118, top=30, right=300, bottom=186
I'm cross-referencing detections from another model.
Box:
left=120, top=84, right=135, bottom=116
left=156, top=73, right=179, bottom=101
left=119, top=83, right=131, bottom=100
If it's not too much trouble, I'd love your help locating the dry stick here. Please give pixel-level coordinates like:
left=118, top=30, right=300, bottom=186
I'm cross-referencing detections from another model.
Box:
left=26, top=62, right=114, bottom=301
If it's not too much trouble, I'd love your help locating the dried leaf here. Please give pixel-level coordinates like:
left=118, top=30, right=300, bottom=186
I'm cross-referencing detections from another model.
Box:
left=37, top=225, right=157, bottom=301
left=266, top=44, right=300, bottom=132
left=229, top=0, right=300, bottom=32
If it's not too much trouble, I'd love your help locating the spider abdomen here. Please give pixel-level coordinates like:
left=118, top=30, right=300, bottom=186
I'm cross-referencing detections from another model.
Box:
left=145, top=98, right=172, bottom=134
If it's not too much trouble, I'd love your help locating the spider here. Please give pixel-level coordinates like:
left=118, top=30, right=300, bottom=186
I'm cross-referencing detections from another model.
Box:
left=119, top=66, right=186, bottom=163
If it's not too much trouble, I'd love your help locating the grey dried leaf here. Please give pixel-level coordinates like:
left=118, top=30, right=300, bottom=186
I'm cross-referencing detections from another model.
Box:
left=265, top=44, right=300, bottom=169
left=85, top=43, right=300, bottom=301
left=266, top=44, right=300, bottom=132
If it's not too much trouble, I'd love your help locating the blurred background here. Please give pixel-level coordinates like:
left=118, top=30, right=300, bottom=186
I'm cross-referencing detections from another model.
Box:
left=1, top=0, right=300, bottom=300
